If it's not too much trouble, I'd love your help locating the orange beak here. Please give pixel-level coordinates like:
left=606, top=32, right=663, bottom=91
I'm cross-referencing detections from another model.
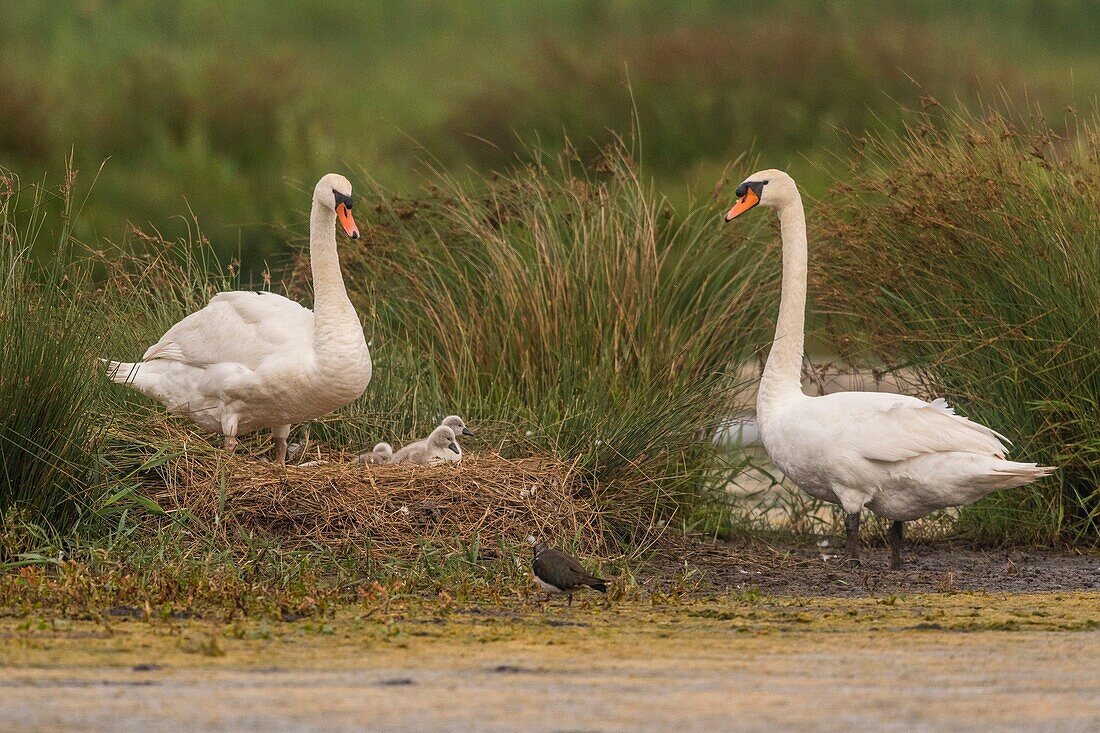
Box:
left=724, top=188, right=760, bottom=222
left=336, top=202, right=359, bottom=239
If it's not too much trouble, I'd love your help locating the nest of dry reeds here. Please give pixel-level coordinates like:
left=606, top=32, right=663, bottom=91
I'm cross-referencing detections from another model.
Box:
left=146, top=449, right=607, bottom=560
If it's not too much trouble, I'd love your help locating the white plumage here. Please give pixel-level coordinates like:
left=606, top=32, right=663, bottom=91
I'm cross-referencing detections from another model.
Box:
left=724, top=169, right=1054, bottom=566
left=105, top=173, right=372, bottom=464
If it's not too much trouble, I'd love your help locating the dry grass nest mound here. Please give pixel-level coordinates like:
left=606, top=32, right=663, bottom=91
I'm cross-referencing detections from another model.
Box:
left=147, top=450, right=608, bottom=560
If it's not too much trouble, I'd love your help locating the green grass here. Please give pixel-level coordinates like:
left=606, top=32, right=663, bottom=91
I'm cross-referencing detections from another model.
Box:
left=812, top=105, right=1100, bottom=543
left=0, top=515, right=539, bottom=617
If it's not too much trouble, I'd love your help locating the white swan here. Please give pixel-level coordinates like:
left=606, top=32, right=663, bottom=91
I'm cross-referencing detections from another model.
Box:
left=355, top=442, right=393, bottom=465
left=724, top=169, right=1054, bottom=567
left=392, top=426, right=461, bottom=466
left=105, top=173, right=372, bottom=465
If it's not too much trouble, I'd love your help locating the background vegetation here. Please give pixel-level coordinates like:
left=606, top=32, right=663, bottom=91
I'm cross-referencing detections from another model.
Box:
left=1, top=1, right=1099, bottom=603
left=2, top=0, right=1099, bottom=265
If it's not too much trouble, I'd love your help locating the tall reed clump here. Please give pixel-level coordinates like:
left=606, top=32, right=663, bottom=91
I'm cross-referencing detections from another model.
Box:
left=812, top=107, right=1100, bottom=543
left=0, top=171, right=109, bottom=535
left=327, top=143, right=779, bottom=536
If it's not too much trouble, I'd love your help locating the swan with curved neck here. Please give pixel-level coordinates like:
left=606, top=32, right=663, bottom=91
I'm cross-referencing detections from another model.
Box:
left=725, top=169, right=1054, bottom=567
left=106, top=173, right=372, bottom=464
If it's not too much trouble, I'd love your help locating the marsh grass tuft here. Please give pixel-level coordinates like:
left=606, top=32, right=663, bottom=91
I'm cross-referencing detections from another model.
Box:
left=0, top=171, right=110, bottom=537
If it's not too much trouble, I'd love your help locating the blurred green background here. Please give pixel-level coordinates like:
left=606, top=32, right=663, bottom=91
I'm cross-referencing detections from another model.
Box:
left=2, top=0, right=1099, bottom=266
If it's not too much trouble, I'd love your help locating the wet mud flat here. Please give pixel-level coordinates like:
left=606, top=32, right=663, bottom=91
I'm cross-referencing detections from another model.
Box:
left=673, top=539, right=1100, bottom=597
left=3, top=584, right=1099, bottom=733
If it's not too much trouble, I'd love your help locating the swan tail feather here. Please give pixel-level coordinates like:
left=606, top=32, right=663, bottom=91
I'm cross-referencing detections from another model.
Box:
left=102, top=359, right=140, bottom=385
left=102, top=359, right=164, bottom=402
left=984, top=462, right=1057, bottom=490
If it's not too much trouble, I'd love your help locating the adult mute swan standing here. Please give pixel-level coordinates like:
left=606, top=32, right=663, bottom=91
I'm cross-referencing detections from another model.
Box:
left=105, top=173, right=372, bottom=465
left=724, top=169, right=1054, bottom=568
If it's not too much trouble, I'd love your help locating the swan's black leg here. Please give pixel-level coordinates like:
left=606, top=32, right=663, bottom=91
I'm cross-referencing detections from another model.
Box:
left=888, top=520, right=905, bottom=570
left=300, top=424, right=311, bottom=462
left=844, top=512, right=862, bottom=566
left=272, top=424, right=291, bottom=466
left=221, top=416, right=239, bottom=452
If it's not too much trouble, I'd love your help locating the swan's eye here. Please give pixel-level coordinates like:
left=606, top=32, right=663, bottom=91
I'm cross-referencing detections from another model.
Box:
left=333, top=190, right=354, bottom=210
left=735, top=180, right=767, bottom=200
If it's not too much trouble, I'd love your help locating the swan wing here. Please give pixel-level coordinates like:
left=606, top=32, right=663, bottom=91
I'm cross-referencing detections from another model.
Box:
left=825, top=394, right=1010, bottom=463
left=142, top=291, right=314, bottom=370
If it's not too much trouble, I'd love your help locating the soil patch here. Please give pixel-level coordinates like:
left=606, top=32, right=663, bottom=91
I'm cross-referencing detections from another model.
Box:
left=666, top=538, right=1100, bottom=597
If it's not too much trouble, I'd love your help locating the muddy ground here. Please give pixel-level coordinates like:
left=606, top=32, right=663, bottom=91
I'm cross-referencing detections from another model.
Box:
left=2, top=541, right=1099, bottom=732
left=671, top=539, right=1100, bottom=597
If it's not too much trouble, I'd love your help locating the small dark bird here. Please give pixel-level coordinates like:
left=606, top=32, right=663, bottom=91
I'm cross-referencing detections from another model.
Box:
left=529, top=537, right=609, bottom=606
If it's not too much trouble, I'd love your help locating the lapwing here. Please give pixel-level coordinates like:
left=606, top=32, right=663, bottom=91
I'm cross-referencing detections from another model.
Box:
left=529, top=537, right=609, bottom=606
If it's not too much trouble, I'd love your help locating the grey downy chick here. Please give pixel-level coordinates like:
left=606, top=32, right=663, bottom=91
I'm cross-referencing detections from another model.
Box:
left=391, top=426, right=460, bottom=466
left=354, top=442, right=393, bottom=465
left=439, top=415, right=475, bottom=462
left=529, top=537, right=608, bottom=606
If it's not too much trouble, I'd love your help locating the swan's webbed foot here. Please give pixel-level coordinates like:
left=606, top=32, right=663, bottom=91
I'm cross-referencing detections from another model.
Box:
left=888, top=520, right=905, bottom=570
left=224, top=434, right=238, bottom=451
left=844, top=512, right=862, bottom=567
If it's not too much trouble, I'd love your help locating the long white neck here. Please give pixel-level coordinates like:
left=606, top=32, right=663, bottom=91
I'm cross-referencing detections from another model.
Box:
left=309, top=198, right=363, bottom=363
left=758, top=193, right=808, bottom=412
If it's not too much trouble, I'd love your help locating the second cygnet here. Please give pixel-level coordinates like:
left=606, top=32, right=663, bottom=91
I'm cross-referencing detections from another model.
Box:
left=355, top=442, right=393, bottom=465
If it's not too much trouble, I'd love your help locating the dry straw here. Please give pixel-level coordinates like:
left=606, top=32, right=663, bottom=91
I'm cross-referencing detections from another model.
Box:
left=146, top=448, right=608, bottom=560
